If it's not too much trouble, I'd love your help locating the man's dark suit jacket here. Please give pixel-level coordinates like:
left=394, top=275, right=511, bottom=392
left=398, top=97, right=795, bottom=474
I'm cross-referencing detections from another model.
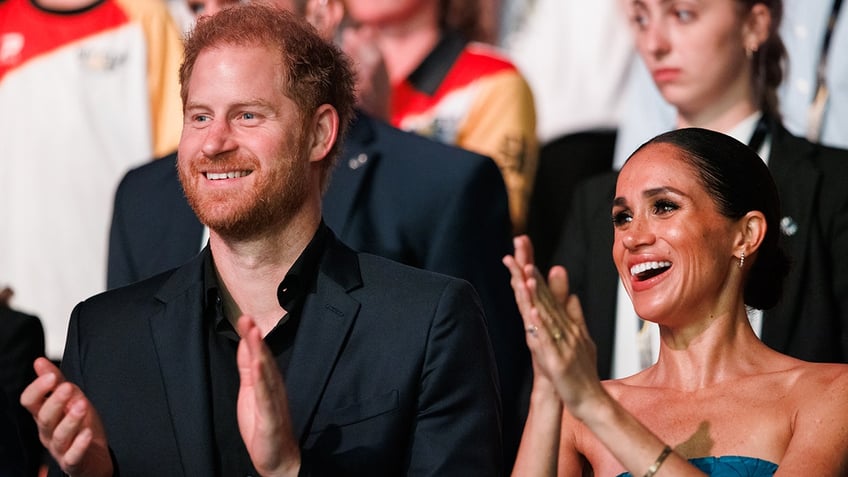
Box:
left=0, top=307, right=45, bottom=477
left=106, top=113, right=529, bottom=465
left=63, top=233, right=503, bottom=475
left=553, top=122, right=848, bottom=379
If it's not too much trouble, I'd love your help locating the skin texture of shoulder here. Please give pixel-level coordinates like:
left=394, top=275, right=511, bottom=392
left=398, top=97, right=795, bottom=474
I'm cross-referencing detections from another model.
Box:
left=562, top=359, right=848, bottom=476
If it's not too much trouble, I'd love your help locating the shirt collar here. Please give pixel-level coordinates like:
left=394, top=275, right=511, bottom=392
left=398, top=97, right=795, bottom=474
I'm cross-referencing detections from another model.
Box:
left=406, top=30, right=467, bottom=96
left=726, top=111, right=771, bottom=164
left=726, top=111, right=763, bottom=145
left=202, top=222, right=330, bottom=315
left=276, top=223, right=328, bottom=310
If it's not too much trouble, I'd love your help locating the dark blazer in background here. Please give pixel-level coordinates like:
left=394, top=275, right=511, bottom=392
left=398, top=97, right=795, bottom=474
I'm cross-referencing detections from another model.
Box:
left=0, top=307, right=45, bottom=477
left=526, top=129, right=617, bottom=272
left=62, top=234, right=503, bottom=475
left=107, top=113, right=529, bottom=466
left=553, top=122, right=848, bottom=379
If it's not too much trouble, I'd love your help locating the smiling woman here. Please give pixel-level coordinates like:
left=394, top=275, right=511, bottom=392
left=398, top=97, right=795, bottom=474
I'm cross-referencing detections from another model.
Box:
left=612, top=131, right=787, bottom=319
left=506, top=128, right=848, bottom=477
left=549, top=0, right=848, bottom=385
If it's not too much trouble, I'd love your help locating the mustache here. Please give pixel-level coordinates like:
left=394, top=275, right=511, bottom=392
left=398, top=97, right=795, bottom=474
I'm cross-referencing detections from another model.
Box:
left=183, top=151, right=258, bottom=171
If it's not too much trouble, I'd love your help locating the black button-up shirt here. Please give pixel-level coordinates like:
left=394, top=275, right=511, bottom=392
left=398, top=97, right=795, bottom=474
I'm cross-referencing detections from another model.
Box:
left=202, top=224, right=329, bottom=476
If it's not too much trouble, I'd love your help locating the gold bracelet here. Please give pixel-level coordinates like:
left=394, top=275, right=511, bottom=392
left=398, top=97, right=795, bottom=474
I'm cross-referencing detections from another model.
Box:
left=643, top=445, right=672, bottom=477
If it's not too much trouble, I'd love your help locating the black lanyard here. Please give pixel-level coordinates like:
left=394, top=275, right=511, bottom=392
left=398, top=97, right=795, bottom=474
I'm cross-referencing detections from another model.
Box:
left=815, top=0, right=845, bottom=99
left=748, top=114, right=770, bottom=153
left=807, top=1, right=842, bottom=141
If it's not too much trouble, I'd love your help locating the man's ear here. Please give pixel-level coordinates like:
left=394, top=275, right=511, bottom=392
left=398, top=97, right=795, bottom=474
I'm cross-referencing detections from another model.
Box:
left=734, top=210, right=767, bottom=264
left=307, top=104, right=339, bottom=164
left=305, top=0, right=345, bottom=41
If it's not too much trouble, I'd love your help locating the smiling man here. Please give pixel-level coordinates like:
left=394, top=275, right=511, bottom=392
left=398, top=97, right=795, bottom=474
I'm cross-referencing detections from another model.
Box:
left=21, top=5, right=502, bottom=476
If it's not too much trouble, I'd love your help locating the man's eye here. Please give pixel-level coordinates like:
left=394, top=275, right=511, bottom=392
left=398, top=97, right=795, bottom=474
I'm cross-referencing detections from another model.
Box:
left=241, top=112, right=256, bottom=120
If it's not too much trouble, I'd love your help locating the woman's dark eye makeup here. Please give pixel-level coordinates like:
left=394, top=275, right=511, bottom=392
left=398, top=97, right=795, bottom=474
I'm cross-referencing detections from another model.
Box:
left=612, top=197, right=680, bottom=226
left=612, top=209, right=632, bottom=227
left=653, top=198, right=679, bottom=214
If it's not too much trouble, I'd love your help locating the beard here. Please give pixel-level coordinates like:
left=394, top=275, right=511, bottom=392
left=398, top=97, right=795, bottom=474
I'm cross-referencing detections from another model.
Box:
left=178, top=137, right=311, bottom=241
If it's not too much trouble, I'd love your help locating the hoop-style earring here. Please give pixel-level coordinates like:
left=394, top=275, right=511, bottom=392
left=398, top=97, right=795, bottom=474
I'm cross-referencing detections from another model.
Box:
left=738, top=251, right=745, bottom=269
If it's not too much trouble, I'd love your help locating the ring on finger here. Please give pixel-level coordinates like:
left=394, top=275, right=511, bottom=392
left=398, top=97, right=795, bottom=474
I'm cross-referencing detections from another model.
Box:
left=526, top=325, right=539, bottom=336
left=551, top=328, right=564, bottom=341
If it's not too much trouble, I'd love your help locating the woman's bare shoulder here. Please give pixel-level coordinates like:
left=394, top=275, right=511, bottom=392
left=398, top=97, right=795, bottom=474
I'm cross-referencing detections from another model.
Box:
left=787, top=361, right=848, bottom=399
left=600, top=359, right=848, bottom=405
left=774, top=362, right=848, bottom=475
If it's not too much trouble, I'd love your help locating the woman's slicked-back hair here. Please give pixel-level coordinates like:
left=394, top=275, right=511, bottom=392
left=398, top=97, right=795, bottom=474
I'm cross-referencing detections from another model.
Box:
left=631, top=128, right=790, bottom=310
left=179, top=3, right=356, bottom=185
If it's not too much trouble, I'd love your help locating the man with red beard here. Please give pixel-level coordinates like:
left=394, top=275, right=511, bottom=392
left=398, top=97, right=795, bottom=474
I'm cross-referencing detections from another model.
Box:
left=21, top=5, right=502, bottom=476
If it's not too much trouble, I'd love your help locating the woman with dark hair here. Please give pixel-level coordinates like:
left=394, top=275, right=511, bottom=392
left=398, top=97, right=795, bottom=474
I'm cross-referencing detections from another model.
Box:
left=550, top=0, right=848, bottom=384
left=508, top=128, right=848, bottom=476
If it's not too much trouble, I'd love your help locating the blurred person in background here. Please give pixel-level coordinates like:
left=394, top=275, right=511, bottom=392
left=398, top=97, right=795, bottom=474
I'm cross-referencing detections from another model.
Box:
left=342, top=0, right=538, bottom=234
left=0, top=0, right=184, bottom=359
left=613, top=0, right=848, bottom=168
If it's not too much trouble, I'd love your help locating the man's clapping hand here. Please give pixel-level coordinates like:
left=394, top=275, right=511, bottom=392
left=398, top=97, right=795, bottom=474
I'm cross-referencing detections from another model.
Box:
left=20, top=358, right=114, bottom=477
left=237, top=315, right=301, bottom=477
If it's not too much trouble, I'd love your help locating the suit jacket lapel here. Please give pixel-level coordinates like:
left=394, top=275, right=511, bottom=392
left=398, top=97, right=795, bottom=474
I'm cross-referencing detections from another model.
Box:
left=148, top=254, right=216, bottom=476
left=142, top=237, right=364, bottom=462
left=285, top=236, right=363, bottom=441
left=762, top=124, right=820, bottom=350
left=323, top=113, right=380, bottom=236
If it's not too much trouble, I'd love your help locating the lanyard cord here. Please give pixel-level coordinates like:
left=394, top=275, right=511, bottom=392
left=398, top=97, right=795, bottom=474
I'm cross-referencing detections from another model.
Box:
left=748, top=113, right=770, bottom=152
left=808, top=0, right=844, bottom=141
left=817, top=0, right=844, bottom=93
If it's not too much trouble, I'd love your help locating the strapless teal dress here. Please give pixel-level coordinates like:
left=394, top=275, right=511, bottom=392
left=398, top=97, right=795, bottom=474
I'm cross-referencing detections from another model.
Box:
left=615, top=455, right=777, bottom=476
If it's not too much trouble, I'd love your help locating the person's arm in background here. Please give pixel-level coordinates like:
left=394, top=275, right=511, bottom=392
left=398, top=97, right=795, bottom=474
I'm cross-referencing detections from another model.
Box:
left=460, top=67, right=538, bottom=234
